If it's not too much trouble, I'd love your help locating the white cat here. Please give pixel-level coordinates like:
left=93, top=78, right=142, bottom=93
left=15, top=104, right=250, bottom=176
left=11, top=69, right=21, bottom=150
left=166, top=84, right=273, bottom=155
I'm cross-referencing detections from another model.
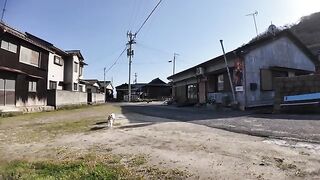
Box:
left=107, top=113, right=115, bottom=128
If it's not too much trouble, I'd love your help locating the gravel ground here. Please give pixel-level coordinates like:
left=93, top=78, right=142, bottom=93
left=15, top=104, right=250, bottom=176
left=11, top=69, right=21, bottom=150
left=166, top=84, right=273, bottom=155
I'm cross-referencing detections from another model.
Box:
left=1, top=103, right=320, bottom=179
left=119, top=102, right=320, bottom=143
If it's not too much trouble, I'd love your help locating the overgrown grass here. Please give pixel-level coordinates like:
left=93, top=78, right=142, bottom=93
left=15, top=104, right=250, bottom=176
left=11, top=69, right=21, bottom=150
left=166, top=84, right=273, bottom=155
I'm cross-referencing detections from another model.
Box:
left=130, top=155, right=147, bottom=167
left=0, top=104, right=122, bottom=143
left=0, top=160, right=138, bottom=180
left=0, top=103, right=121, bottom=126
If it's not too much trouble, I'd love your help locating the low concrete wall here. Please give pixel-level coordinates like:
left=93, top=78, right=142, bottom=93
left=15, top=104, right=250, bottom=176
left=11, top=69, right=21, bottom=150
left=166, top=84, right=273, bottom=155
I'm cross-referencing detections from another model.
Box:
left=48, top=90, right=87, bottom=108
left=48, top=90, right=105, bottom=108
left=91, top=93, right=105, bottom=104
left=274, top=75, right=320, bottom=112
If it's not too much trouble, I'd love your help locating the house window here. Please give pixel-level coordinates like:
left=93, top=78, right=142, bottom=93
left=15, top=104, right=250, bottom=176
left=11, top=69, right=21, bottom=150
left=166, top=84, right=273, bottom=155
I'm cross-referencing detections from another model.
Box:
left=79, top=66, right=83, bottom=76
left=217, top=74, right=224, bottom=91
left=0, top=79, right=16, bottom=105
left=261, top=69, right=288, bottom=91
left=28, top=81, right=37, bottom=92
left=49, top=81, right=57, bottom=90
left=1, top=40, right=17, bottom=53
left=74, top=83, right=78, bottom=91
left=74, top=62, right=78, bottom=73
left=54, top=56, right=63, bottom=66
left=187, top=84, right=197, bottom=100
left=19, top=46, right=40, bottom=67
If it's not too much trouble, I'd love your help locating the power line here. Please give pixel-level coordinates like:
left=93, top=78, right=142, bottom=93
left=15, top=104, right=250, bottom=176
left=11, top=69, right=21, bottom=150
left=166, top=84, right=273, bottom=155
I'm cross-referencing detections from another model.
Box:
left=125, top=0, right=163, bottom=102
left=1, top=0, right=8, bottom=22
left=135, top=0, right=163, bottom=36
left=105, top=46, right=127, bottom=74
left=135, top=42, right=171, bottom=56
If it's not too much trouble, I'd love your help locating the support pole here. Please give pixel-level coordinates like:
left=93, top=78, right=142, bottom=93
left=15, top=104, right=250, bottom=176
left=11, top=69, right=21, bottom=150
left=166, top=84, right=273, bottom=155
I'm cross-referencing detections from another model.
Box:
left=104, top=67, right=106, bottom=102
left=1, top=0, right=8, bottom=22
left=219, top=40, right=237, bottom=104
left=127, top=32, right=136, bottom=102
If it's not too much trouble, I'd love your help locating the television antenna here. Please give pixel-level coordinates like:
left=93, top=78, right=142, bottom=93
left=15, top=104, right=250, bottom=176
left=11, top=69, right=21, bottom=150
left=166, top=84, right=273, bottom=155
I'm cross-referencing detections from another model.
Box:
left=246, top=11, right=259, bottom=36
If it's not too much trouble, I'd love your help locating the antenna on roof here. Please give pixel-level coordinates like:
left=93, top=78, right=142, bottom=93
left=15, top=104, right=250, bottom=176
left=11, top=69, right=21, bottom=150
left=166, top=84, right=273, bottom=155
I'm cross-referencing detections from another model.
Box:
left=246, top=10, right=259, bottom=36
left=1, top=0, right=8, bottom=22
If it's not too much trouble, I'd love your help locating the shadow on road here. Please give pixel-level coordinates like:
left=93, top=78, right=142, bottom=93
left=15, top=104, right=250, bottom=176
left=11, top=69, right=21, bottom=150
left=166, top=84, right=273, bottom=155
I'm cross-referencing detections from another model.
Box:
left=118, top=123, right=155, bottom=129
left=120, top=104, right=250, bottom=122
left=116, top=103, right=320, bottom=143
left=90, top=126, right=106, bottom=131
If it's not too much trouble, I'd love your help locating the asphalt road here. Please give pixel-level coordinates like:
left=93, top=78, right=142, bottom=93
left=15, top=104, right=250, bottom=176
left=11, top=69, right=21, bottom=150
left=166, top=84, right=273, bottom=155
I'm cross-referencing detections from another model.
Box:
left=119, top=102, right=320, bottom=143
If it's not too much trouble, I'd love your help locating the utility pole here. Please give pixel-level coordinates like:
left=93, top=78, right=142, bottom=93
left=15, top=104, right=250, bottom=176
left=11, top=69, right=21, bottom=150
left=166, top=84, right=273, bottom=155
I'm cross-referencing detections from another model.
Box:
left=103, top=67, right=106, bottom=102
left=169, top=53, right=179, bottom=75
left=134, top=73, right=137, bottom=84
left=127, top=31, right=136, bottom=102
left=1, top=0, right=8, bottom=22
left=219, top=40, right=236, bottom=104
left=246, top=11, right=259, bottom=36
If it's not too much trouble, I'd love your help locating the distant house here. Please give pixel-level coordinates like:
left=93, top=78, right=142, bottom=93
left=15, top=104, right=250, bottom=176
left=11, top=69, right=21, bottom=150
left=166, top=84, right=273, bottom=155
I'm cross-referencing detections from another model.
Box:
left=98, top=81, right=114, bottom=100
left=0, top=22, right=51, bottom=110
left=168, top=28, right=318, bottom=109
left=81, top=79, right=101, bottom=93
left=115, top=83, right=146, bottom=101
left=116, top=78, right=171, bottom=101
left=141, top=78, right=171, bottom=99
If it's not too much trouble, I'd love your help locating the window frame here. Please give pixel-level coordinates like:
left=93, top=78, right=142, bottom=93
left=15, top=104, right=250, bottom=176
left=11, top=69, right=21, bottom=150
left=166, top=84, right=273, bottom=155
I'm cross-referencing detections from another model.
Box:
left=217, top=74, right=224, bottom=92
left=28, top=81, right=37, bottom=92
left=73, top=83, right=78, bottom=91
left=1, top=40, right=17, bottom=53
left=74, top=62, right=78, bottom=73
left=49, top=81, right=57, bottom=90
left=79, top=65, right=83, bottom=76
left=19, top=46, right=41, bottom=68
left=187, top=84, right=197, bottom=100
left=54, top=55, right=63, bottom=66
left=260, top=69, right=288, bottom=91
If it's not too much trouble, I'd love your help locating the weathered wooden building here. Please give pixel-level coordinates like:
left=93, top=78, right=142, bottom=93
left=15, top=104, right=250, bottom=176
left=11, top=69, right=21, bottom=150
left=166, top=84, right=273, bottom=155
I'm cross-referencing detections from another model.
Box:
left=0, top=22, right=50, bottom=110
left=168, top=28, right=318, bottom=109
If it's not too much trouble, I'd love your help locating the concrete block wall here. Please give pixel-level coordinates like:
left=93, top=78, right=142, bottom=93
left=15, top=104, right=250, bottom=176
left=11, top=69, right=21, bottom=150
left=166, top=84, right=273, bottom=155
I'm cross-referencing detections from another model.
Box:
left=92, top=93, right=105, bottom=104
left=274, top=75, right=320, bottom=111
left=48, top=90, right=87, bottom=108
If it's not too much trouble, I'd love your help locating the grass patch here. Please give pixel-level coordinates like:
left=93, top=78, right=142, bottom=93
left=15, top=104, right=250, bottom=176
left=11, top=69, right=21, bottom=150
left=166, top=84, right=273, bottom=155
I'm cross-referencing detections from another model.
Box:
left=0, top=160, right=135, bottom=180
left=130, top=155, right=147, bottom=167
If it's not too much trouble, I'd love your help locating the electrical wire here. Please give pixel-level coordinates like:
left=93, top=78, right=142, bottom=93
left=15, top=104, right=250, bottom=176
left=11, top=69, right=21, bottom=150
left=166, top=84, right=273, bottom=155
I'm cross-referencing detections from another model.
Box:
left=135, top=0, right=163, bottom=36
left=105, top=46, right=127, bottom=73
left=135, top=42, right=171, bottom=56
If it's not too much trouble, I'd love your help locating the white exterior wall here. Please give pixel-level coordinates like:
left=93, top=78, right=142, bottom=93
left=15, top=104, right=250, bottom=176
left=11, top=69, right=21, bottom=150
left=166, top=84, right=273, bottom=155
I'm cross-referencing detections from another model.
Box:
left=69, top=55, right=86, bottom=92
left=72, top=55, right=80, bottom=85
left=47, top=53, right=64, bottom=90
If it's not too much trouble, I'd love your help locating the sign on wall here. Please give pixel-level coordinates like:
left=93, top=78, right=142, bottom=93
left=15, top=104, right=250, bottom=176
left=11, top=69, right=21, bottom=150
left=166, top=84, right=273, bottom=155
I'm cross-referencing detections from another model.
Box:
left=234, top=57, right=244, bottom=86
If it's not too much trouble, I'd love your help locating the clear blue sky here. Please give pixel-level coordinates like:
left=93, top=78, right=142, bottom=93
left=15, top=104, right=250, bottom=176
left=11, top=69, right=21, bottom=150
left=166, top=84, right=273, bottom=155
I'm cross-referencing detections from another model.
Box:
left=2, top=0, right=320, bottom=87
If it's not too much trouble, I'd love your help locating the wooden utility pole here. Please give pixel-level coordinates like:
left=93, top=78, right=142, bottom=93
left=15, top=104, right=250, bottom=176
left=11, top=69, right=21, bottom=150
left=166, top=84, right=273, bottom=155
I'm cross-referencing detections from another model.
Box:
left=169, top=53, right=179, bottom=75
left=127, top=31, right=136, bottom=102
left=220, top=40, right=236, bottom=104
left=103, top=67, right=106, bottom=102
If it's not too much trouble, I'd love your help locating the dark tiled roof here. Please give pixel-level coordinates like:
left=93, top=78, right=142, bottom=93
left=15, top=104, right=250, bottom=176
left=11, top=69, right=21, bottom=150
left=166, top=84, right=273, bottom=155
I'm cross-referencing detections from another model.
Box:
left=148, top=78, right=166, bottom=85
left=66, top=50, right=84, bottom=59
left=0, top=22, right=52, bottom=52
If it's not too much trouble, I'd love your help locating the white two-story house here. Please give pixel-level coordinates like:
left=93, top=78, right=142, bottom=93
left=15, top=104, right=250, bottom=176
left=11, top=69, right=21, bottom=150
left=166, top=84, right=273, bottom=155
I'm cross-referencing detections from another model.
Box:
left=47, top=47, right=67, bottom=90
left=65, top=50, right=87, bottom=92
